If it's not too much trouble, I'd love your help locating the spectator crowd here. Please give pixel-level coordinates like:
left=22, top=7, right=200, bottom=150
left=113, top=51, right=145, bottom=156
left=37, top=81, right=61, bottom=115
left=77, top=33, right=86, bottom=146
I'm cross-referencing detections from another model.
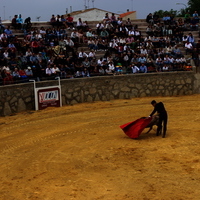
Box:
left=0, top=11, right=199, bottom=85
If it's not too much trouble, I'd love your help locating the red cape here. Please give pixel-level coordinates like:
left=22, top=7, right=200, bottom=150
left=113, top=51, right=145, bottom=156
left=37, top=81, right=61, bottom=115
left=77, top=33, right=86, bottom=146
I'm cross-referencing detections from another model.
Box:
left=120, top=117, right=152, bottom=139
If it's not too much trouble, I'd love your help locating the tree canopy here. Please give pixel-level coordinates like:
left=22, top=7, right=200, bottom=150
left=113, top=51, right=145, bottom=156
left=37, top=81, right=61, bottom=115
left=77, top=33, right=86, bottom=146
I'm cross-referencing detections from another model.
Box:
left=188, top=0, right=200, bottom=14
left=153, top=0, right=200, bottom=18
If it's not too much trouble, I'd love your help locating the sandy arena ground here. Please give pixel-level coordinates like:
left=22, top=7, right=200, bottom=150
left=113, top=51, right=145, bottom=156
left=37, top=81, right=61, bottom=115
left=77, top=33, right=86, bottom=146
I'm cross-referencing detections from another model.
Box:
left=0, top=95, right=200, bottom=200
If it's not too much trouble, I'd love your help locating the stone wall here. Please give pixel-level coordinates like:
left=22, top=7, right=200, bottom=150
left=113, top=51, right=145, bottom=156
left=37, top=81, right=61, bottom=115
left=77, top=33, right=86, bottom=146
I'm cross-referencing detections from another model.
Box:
left=0, top=71, right=198, bottom=116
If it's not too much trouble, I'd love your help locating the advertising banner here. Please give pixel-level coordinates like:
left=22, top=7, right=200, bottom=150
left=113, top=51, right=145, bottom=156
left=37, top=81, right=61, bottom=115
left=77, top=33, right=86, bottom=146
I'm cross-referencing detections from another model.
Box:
left=37, top=87, right=61, bottom=110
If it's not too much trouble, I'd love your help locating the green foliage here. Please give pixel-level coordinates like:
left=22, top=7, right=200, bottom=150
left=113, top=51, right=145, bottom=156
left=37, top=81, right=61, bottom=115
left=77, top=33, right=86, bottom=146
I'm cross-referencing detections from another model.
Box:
left=153, top=9, right=179, bottom=18
left=153, top=0, right=200, bottom=18
left=188, top=0, right=200, bottom=14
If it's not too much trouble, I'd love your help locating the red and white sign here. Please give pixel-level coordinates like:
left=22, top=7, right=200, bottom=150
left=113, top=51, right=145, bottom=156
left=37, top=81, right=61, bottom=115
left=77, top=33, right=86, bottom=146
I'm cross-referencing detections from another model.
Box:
left=37, top=87, right=61, bottom=110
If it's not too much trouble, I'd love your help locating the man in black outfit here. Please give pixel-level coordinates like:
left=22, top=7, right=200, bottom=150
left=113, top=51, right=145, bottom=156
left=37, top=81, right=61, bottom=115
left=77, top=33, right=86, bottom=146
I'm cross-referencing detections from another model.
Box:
left=149, top=100, right=168, bottom=138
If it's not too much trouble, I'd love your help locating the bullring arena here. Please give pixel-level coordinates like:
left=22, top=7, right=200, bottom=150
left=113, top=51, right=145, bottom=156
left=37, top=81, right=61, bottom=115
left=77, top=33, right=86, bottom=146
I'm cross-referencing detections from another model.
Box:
left=0, top=94, right=200, bottom=200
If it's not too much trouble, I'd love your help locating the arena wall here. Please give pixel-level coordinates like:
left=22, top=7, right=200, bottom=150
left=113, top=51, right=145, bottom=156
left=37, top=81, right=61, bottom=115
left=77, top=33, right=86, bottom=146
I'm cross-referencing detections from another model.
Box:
left=0, top=71, right=199, bottom=116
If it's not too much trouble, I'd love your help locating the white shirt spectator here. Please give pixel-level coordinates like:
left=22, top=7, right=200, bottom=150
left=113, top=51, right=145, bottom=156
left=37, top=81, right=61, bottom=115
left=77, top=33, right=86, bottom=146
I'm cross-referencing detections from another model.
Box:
left=168, top=57, right=174, bottom=63
left=185, top=42, right=193, bottom=49
left=108, top=62, right=115, bottom=71
left=78, top=51, right=88, bottom=58
left=140, top=48, right=148, bottom=55
left=96, top=23, right=104, bottom=30
left=46, top=66, right=53, bottom=75
left=162, top=65, right=169, bottom=71
left=132, top=65, right=139, bottom=73
left=88, top=51, right=96, bottom=59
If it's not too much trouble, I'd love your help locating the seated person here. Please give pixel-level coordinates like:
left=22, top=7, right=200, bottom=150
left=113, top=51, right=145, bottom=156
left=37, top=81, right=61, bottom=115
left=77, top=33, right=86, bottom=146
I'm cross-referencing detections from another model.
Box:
left=50, top=14, right=56, bottom=27
left=16, top=14, right=23, bottom=29
left=11, top=15, right=18, bottom=29
left=23, top=17, right=32, bottom=30
left=103, top=13, right=111, bottom=24
left=66, top=14, right=74, bottom=29
left=146, top=13, right=154, bottom=25
left=190, top=17, right=198, bottom=31
left=184, top=12, right=191, bottom=24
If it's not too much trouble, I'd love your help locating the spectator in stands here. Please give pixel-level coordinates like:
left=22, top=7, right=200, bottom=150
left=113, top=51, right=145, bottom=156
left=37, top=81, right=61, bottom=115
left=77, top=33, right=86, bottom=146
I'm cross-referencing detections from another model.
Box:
left=1, top=69, right=13, bottom=85
left=139, top=63, right=147, bottom=73
left=16, top=14, right=23, bottom=30
left=107, top=61, right=115, bottom=73
left=64, top=37, right=74, bottom=52
left=19, top=68, right=28, bottom=80
left=77, top=18, right=84, bottom=30
left=45, top=64, right=54, bottom=77
left=131, top=64, right=140, bottom=74
left=30, top=39, right=39, bottom=53
left=12, top=67, right=21, bottom=81
left=153, top=12, right=160, bottom=24
left=59, top=64, right=67, bottom=78
left=86, top=29, right=94, bottom=38
left=30, top=52, right=39, bottom=65
left=162, top=14, right=171, bottom=25
left=2, top=65, right=11, bottom=73
left=192, top=11, right=199, bottom=23
left=50, top=14, right=56, bottom=27
left=105, top=21, right=114, bottom=38
left=110, top=13, right=118, bottom=27
left=82, top=67, right=90, bottom=77
left=177, top=18, right=185, bottom=31
left=60, top=15, right=66, bottom=25
left=146, top=13, right=154, bottom=25
left=98, top=65, right=106, bottom=75
left=97, top=38, right=108, bottom=51
left=100, top=28, right=109, bottom=39
left=77, top=29, right=85, bottom=43
left=155, top=56, right=163, bottom=71
left=146, top=25, right=154, bottom=37
left=88, top=49, right=96, bottom=61
left=187, top=33, right=195, bottom=46
left=70, top=29, right=78, bottom=43
left=11, top=15, right=18, bottom=29
left=87, top=37, right=96, bottom=50
left=82, top=57, right=91, bottom=71
left=0, top=17, right=5, bottom=31
left=184, top=12, right=191, bottom=24
left=103, top=13, right=111, bottom=25
left=4, top=26, right=14, bottom=40
left=8, top=41, right=16, bottom=52
left=190, top=17, right=198, bottom=31
left=3, top=49, right=10, bottom=60
left=96, top=22, right=104, bottom=35
left=138, top=54, right=147, bottom=64
left=52, top=64, right=60, bottom=76
left=66, top=14, right=74, bottom=29
left=172, top=45, right=182, bottom=58
left=125, top=18, right=133, bottom=30
left=78, top=48, right=88, bottom=62
left=82, top=21, right=89, bottom=32
left=39, top=27, right=46, bottom=38
left=25, top=66, right=33, bottom=79
left=118, top=24, right=128, bottom=37
left=185, top=41, right=193, bottom=55
left=162, top=64, right=169, bottom=71
left=24, top=17, right=32, bottom=30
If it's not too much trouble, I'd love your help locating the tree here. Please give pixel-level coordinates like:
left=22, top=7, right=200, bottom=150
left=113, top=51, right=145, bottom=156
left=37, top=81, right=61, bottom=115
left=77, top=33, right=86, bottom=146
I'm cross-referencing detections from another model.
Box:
left=153, top=9, right=178, bottom=18
left=188, top=0, right=200, bottom=14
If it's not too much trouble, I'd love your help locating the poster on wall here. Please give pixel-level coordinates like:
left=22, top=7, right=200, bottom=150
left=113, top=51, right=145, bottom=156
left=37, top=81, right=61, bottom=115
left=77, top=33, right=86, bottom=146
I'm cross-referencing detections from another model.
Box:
left=30, top=77, right=62, bottom=110
left=37, top=87, right=61, bottom=110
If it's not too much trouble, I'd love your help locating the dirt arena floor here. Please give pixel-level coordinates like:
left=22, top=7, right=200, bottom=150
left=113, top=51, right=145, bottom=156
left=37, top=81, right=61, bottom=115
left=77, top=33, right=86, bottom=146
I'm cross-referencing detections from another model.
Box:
left=0, top=94, right=200, bottom=200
